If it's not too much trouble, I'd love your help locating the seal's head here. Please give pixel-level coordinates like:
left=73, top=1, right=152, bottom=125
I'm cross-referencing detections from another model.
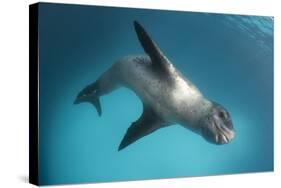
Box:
left=200, top=102, right=235, bottom=145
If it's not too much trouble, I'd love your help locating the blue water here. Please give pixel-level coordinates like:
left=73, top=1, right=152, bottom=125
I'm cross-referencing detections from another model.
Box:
left=38, top=3, right=274, bottom=185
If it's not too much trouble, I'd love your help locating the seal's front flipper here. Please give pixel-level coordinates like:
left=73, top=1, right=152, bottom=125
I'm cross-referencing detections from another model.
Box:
left=118, top=104, right=166, bottom=151
left=134, top=21, right=170, bottom=73
left=74, top=82, right=102, bottom=116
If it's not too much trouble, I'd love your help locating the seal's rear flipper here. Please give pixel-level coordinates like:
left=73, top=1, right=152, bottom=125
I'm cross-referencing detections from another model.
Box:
left=118, top=104, right=166, bottom=151
left=74, top=82, right=102, bottom=116
left=89, top=97, right=102, bottom=116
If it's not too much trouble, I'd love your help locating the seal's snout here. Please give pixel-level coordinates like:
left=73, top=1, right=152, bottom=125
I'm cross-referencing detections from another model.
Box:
left=214, top=117, right=235, bottom=144
left=202, top=122, right=235, bottom=145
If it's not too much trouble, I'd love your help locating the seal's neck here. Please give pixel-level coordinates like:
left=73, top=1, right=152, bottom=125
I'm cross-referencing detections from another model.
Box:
left=180, top=97, right=212, bottom=133
left=197, top=98, right=213, bottom=119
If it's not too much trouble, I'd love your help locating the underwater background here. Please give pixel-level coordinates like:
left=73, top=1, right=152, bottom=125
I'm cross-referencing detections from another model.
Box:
left=38, top=3, right=273, bottom=185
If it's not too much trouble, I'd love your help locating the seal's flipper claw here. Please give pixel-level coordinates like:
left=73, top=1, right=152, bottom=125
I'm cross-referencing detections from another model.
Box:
left=118, top=104, right=167, bottom=151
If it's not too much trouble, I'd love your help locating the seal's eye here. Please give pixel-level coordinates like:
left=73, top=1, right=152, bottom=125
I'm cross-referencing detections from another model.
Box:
left=219, top=111, right=225, bottom=119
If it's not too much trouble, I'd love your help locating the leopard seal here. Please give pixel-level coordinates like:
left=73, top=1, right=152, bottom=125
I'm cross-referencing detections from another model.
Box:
left=74, top=21, right=235, bottom=151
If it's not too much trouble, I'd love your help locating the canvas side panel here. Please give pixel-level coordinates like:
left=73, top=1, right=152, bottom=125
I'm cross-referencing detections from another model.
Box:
left=29, top=3, right=39, bottom=186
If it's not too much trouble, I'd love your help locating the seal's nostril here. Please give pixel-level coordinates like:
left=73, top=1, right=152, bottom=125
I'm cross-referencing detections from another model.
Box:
left=227, top=122, right=233, bottom=129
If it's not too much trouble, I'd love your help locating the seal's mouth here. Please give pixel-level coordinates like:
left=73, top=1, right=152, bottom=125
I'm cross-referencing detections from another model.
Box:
left=201, top=119, right=235, bottom=145
left=213, top=121, right=235, bottom=144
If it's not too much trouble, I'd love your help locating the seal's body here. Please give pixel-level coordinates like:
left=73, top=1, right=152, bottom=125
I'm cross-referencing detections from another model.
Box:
left=75, top=21, right=235, bottom=151
left=105, top=55, right=209, bottom=128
